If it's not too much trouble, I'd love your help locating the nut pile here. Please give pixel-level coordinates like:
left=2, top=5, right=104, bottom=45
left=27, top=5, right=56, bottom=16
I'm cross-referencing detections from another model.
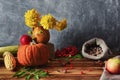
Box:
left=85, top=44, right=103, bottom=56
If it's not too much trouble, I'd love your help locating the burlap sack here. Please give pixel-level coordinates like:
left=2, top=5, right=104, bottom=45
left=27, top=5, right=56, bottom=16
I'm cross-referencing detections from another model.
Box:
left=82, top=38, right=112, bottom=60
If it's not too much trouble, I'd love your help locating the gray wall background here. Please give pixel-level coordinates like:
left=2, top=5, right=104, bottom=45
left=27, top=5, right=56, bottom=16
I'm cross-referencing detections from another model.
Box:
left=0, top=0, right=120, bottom=52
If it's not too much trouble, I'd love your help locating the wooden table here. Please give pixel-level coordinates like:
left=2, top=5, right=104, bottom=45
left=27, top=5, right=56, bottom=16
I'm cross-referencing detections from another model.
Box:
left=0, top=58, right=104, bottom=80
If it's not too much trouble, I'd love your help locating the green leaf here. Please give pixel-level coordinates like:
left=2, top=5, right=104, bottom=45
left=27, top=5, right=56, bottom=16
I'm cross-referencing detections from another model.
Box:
left=13, top=70, right=22, bottom=77
left=40, top=71, right=48, bottom=78
left=13, top=67, right=49, bottom=80
left=17, top=72, right=26, bottom=78
left=72, top=54, right=83, bottom=59
left=34, top=74, right=39, bottom=80
left=64, top=57, right=70, bottom=61
left=58, top=57, right=70, bottom=62
left=30, top=68, right=35, bottom=72
left=39, top=30, right=43, bottom=33
left=34, top=70, right=41, bottom=74
left=25, top=67, right=35, bottom=72
left=13, top=71, right=25, bottom=78
left=28, top=30, right=32, bottom=35
left=25, top=74, right=32, bottom=80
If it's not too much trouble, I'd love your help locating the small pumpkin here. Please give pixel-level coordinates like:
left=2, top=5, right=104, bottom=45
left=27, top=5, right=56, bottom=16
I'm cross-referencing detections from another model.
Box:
left=17, top=43, right=50, bottom=66
left=32, top=26, right=50, bottom=43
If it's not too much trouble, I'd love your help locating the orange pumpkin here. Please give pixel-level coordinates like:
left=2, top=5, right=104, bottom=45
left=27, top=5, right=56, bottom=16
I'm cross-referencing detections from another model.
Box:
left=17, top=43, right=50, bottom=66
left=32, top=26, right=50, bottom=43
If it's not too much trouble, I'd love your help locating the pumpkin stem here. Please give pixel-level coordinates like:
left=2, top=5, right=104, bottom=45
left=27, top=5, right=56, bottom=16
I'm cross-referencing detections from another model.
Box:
left=30, top=42, right=36, bottom=45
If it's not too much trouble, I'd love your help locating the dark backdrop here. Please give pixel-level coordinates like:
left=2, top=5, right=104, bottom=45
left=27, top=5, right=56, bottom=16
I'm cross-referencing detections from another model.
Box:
left=0, top=0, right=120, bottom=52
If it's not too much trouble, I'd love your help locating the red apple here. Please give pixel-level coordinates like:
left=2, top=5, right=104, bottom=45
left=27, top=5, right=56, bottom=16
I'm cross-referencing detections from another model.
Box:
left=106, top=57, right=120, bottom=74
left=20, top=34, right=32, bottom=45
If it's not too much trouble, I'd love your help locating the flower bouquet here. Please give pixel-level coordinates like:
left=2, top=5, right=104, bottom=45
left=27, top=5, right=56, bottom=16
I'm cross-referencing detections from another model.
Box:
left=24, top=8, right=67, bottom=44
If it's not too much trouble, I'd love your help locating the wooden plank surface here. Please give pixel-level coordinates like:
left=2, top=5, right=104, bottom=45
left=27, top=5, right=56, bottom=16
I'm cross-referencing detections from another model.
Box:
left=0, top=58, right=105, bottom=80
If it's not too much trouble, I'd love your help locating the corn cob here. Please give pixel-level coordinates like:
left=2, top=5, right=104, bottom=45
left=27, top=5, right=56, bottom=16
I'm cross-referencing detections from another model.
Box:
left=3, top=51, right=16, bottom=70
left=0, top=45, right=18, bottom=57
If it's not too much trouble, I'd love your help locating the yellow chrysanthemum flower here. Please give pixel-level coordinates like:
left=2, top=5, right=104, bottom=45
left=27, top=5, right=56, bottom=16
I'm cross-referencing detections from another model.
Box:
left=55, top=18, right=67, bottom=31
left=24, top=8, right=40, bottom=29
left=40, top=14, right=56, bottom=30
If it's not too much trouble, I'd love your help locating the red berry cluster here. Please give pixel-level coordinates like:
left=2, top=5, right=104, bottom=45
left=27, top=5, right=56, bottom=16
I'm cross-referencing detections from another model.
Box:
left=55, top=46, right=79, bottom=57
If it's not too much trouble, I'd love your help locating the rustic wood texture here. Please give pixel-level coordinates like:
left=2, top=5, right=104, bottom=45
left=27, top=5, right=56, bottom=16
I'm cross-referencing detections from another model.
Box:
left=0, top=58, right=105, bottom=80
